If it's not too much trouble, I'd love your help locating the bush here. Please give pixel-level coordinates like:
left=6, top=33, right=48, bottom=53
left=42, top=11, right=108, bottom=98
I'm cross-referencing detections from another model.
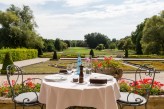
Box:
left=1, top=52, right=14, bottom=74
left=38, top=48, right=43, bottom=56
left=89, top=49, right=94, bottom=58
left=96, top=44, right=104, bottom=51
left=124, top=49, right=128, bottom=58
left=53, top=51, right=58, bottom=60
left=0, top=48, right=38, bottom=63
left=119, top=78, right=164, bottom=95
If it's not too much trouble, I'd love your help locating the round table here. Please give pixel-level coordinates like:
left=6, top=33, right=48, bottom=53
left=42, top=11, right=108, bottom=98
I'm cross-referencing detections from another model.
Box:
left=39, top=73, right=121, bottom=109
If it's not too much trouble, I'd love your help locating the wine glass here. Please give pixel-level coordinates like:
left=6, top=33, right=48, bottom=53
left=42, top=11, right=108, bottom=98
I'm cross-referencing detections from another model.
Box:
left=72, top=63, right=77, bottom=74
left=67, top=64, right=72, bottom=74
left=87, top=63, right=92, bottom=74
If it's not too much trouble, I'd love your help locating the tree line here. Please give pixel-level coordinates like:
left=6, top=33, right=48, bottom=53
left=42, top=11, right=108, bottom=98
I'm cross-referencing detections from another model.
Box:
left=0, top=4, right=164, bottom=56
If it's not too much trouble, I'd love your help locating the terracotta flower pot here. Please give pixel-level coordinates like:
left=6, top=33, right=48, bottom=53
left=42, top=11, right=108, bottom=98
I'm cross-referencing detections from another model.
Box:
left=94, top=67, right=123, bottom=80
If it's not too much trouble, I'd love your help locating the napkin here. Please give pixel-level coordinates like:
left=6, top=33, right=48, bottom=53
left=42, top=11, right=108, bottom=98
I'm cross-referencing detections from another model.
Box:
left=90, top=78, right=107, bottom=84
left=59, top=69, right=68, bottom=74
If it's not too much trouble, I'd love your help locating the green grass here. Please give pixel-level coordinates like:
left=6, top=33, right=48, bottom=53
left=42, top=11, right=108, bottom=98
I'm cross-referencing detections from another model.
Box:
left=126, top=61, right=164, bottom=71
left=22, top=60, right=76, bottom=74
left=21, top=60, right=135, bottom=74
left=41, top=47, right=126, bottom=58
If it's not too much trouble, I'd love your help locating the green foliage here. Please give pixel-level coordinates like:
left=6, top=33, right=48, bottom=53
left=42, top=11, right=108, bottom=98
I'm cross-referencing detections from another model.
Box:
left=131, top=21, right=145, bottom=54
left=43, top=39, right=55, bottom=52
left=0, top=79, right=41, bottom=98
left=54, top=38, right=62, bottom=51
left=0, top=48, right=38, bottom=63
left=129, top=55, right=164, bottom=59
left=1, top=52, right=13, bottom=74
left=119, top=79, right=164, bottom=95
left=38, top=48, right=43, bottom=56
left=89, top=49, right=94, bottom=58
left=109, top=42, right=116, bottom=50
left=53, top=50, right=58, bottom=60
left=96, top=44, right=104, bottom=51
left=125, top=49, right=128, bottom=58
left=0, top=5, right=44, bottom=49
left=84, top=32, right=110, bottom=49
left=142, top=14, right=164, bottom=55
left=117, top=39, right=125, bottom=50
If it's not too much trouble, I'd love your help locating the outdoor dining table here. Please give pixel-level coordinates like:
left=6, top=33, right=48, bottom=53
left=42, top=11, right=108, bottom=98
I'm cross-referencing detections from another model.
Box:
left=38, top=73, right=121, bottom=109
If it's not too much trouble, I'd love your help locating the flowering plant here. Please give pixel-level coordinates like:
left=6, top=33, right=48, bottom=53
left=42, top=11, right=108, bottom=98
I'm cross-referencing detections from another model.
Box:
left=92, top=56, right=122, bottom=69
left=0, top=78, right=41, bottom=98
left=118, top=78, right=164, bottom=95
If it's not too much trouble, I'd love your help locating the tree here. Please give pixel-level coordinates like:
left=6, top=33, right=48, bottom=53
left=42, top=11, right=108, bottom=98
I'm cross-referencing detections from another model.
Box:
left=131, top=20, right=146, bottom=55
left=109, top=42, right=116, bottom=50
left=96, top=44, right=104, bottom=51
left=89, top=49, right=94, bottom=58
left=111, top=38, right=117, bottom=43
left=1, top=52, right=14, bottom=74
left=84, top=32, right=109, bottom=49
left=0, top=5, right=44, bottom=49
left=123, top=37, right=133, bottom=58
left=53, top=50, right=58, bottom=60
left=117, top=39, right=125, bottom=50
left=54, top=38, right=62, bottom=51
left=43, top=39, right=55, bottom=52
left=142, top=14, right=164, bottom=54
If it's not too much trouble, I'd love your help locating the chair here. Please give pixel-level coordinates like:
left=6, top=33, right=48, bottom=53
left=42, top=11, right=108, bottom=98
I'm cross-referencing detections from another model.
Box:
left=117, top=65, right=156, bottom=109
left=6, top=65, right=44, bottom=109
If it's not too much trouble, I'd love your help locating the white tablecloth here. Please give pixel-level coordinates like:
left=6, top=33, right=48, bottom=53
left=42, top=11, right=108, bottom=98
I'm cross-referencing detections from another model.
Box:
left=39, top=73, right=121, bottom=109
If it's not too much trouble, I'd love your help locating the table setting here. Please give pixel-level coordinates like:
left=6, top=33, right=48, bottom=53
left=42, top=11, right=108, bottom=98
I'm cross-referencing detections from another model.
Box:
left=39, top=55, right=121, bottom=109
left=39, top=72, right=120, bottom=109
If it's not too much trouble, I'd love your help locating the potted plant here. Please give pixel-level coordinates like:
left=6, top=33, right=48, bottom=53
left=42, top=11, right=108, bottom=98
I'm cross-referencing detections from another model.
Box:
left=92, top=56, right=123, bottom=80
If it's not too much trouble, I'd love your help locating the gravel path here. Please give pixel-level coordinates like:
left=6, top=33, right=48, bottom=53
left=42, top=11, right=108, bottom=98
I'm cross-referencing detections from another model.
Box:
left=0, top=58, right=50, bottom=69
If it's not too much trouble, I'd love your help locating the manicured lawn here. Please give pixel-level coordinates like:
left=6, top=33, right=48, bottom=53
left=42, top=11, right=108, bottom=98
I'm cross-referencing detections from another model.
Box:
left=41, top=47, right=130, bottom=58
left=21, top=60, right=136, bottom=74
left=126, top=61, right=164, bottom=71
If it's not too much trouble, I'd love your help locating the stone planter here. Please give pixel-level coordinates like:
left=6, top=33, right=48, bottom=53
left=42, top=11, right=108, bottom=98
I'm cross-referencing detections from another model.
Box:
left=94, top=67, right=123, bottom=80
left=0, top=96, right=164, bottom=109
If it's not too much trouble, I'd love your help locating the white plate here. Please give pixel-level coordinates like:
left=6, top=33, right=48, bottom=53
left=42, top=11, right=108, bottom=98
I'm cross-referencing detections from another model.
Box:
left=71, top=81, right=87, bottom=85
left=44, top=75, right=67, bottom=82
left=89, top=83, right=107, bottom=86
left=90, top=75, right=113, bottom=81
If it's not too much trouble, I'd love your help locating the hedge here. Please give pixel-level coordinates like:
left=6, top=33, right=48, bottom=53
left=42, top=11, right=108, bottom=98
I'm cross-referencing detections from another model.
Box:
left=0, top=48, right=38, bottom=63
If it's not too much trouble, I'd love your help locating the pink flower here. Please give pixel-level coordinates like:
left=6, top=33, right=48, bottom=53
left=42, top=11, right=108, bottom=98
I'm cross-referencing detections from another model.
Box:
left=11, top=80, right=16, bottom=86
left=3, top=81, right=9, bottom=87
left=85, top=58, right=90, bottom=62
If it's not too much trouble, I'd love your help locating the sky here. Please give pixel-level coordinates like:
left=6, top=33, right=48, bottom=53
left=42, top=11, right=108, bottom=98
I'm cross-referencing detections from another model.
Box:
left=0, top=0, right=164, bottom=40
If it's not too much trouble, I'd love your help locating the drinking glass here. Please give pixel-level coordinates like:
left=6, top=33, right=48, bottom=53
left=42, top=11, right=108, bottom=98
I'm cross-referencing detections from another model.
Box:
left=67, top=64, right=72, bottom=74
left=72, top=63, right=77, bottom=74
left=85, top=55, right=92, bottom=75
left=87, top=63, right=92, bottom=74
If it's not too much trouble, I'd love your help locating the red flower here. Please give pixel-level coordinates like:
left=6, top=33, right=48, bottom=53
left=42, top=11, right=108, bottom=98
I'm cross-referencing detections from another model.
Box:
left=98, top=62, right=102, bottom=68
left=11, top=80, right=16, bottom=86
left=26, top=81, right=35, bottom=88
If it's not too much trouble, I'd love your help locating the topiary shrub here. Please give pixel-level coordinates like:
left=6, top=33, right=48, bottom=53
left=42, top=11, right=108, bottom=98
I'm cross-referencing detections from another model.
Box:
left=89, top=49, right=94, bottom=58
left=95, top=44, right=104, bottom=51
left=1, top=52, right=14, bottom=74
left=38, top=48, right=43, bottom=56
left=125, top=49, right=128, bottom=58
left=53, top=50, right=58, bottom=60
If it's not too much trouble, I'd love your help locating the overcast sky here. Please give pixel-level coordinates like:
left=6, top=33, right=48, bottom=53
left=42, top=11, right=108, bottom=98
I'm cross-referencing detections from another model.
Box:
left=0, top=0, right=164, bottom=40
